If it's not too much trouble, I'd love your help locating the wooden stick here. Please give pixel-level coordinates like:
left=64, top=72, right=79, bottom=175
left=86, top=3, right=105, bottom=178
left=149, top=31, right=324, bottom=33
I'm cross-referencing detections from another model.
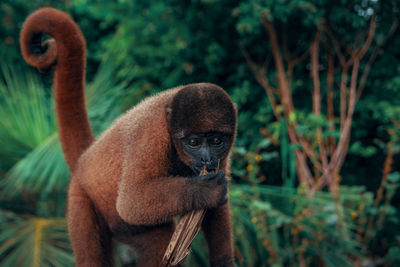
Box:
left=162, top=166, right=210, bottom=266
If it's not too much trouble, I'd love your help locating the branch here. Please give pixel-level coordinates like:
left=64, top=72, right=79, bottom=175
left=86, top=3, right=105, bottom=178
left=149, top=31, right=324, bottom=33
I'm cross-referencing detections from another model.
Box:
left=356, top=47, right=379, bottom=100
left=240, top=45, right=281, bottom=120
left=357, top=20, right=398, bottom=100
left=290, top=49, right=310, bottom=68
left=283, top=28, right=309, bottom=83
left=287, top=49, right=309, bottom=84
left=353, top=31, right=367, bottom=52
left=240, top=43, right=261, bottom=74
left=295, top=150, right=315, bottom=190
left=324, top=25, right=346, bottom=66
left=363, top=137, right=396, bottom=243
left=310, top=30, right=328, bottom=170
left=330, top=58, right=360, bottom=170
left=298, top=136, right=323, bottom=171
left=311, top=30, right=321, bottom=115
left=260, top=15, right=294, bottom=113
left=283, top=29, right=291, bottom=64
left=331, top=14, right=377, bottom=170
left=260, top=128, right=280, bottom=146
left=356, top=14, right=377, bottom=60
left=339, top=68, right=349, bottom=132
left=326, top=51, right=336, bottom=154
left=325, top=25, right=352, bottom=134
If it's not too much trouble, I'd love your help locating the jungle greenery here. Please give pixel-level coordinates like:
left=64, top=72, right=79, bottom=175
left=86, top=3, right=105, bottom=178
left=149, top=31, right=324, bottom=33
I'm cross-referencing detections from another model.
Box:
left=1, top=0, right=400, bottom=266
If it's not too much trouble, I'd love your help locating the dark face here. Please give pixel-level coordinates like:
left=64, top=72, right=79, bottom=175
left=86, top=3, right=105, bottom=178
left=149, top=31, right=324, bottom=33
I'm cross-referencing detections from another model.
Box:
left=181, top=132, right=230, bottom=174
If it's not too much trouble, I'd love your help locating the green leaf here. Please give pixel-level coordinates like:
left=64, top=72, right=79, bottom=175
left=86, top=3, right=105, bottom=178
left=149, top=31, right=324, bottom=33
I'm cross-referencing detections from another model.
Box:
left=0, top=212, right=74, bottom=266
left=388, top=172, right=400, bottom=183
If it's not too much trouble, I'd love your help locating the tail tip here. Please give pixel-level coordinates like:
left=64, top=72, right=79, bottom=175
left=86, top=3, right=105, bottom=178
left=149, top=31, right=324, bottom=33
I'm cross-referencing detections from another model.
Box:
left=19, top=8, right=60, bottom=71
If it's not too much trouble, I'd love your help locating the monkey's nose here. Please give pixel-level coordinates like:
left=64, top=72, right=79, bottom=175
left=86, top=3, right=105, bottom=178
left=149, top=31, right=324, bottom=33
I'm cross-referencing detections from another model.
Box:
left=201, top=158, right=212, bottom=166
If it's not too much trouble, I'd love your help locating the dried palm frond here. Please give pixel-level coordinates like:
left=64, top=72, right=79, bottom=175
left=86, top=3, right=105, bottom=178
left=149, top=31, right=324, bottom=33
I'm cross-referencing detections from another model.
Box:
left=162, top=166, right=210, bottom=266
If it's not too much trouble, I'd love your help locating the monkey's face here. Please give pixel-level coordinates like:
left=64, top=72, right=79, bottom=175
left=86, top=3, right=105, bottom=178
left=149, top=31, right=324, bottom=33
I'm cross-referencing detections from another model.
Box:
left=167, top=83, right=237, bottom=174
left=180, top=132, right=230, bottom=174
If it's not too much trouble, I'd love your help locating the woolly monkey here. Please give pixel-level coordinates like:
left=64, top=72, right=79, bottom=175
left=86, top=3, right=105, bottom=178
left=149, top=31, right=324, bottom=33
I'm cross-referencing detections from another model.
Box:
left=20, top=7, right=237, bottom=267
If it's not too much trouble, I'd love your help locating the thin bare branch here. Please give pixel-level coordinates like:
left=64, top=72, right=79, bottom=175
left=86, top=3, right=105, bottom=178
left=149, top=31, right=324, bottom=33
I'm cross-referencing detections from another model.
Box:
left=331, top=58, right=360, bottom=169
left=298, top=136, right=323, bottom=172
left=295, top=150, right=315, bottom=190
left=240, top=45, right=282, bottom=120
left=310, top=30, right=328, bottom=170
left=357, top=20, right=398, bottom=100
left=363, top=136, right=396, bottom=242
left=260, top=128, right=280, bottom=146
left=326, top=51, right=336, bottom=155
left=352, top=31, right=367, bottom=53
left=283, top=29, right=291, bottom=64
left=324, top=25, right=345, bottom=66
left=240, top=44, right=260, bottom=74
left=348, top=59, right=360, bottom=117
left=259, top=75, right=282, bottom=121
left=291, top=49, right=310, bottom=67
left=356, top=47, right=379, bottom=100
left=356, top=14, right=377, bottom=59
left=339, top=68, right=349, bottom=132
left=287, top=49, right=309, bottom=83
left=260, top=15, right=295, bottom=114
left=311, top=30, right=321, bottom=115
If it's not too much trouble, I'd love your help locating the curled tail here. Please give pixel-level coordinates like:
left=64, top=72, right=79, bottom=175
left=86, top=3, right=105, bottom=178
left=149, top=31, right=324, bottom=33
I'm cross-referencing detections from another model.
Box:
left=20, top=8, right=94, bottom=172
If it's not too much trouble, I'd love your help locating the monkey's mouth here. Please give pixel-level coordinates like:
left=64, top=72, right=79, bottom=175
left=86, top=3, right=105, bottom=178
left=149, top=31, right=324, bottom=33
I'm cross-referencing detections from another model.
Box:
left=192, top=165, right=218, bottom=175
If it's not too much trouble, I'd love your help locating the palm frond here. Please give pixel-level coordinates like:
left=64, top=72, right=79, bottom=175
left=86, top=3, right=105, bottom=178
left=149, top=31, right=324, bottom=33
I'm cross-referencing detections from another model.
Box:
left=0, top=134, right=69, bottom=199
left=0, top=44, right=128, bottom=199
left=0, top=211, right=73, bottom=267
left=86, top=56, right=126, bottom=134
left=0, top=65, right=55, bottom=171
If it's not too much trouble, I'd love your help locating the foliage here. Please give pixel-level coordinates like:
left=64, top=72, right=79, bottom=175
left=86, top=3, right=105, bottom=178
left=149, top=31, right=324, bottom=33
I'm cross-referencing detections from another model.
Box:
left=231, top=184, right=363, bottom=267
left=0, top=210, right=73, bottom=267
left=0, top=48, right=127, bottom=203
left=0, top=0, right=400, bottom=266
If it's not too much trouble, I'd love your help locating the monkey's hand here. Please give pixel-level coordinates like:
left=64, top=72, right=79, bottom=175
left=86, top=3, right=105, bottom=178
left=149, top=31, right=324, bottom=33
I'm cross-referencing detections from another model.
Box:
left=190, top=170, right=228, bottom=210
left=117, top=171, right=228, bottom=225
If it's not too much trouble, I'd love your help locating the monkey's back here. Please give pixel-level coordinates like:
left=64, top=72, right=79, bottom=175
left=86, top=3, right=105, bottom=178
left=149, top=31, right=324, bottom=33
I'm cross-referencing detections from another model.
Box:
left=73, top=87, right=181, bottom=225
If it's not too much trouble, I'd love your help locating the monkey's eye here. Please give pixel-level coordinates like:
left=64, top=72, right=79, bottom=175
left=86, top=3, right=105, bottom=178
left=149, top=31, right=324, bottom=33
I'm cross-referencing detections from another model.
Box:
left=213, top=137, right=223, bottom=145
left=188, top=138, right=200, bottom=147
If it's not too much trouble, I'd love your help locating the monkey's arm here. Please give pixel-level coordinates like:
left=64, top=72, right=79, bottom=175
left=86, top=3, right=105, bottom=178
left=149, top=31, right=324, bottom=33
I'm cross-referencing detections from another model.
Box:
left=201, top=159, right=236, bottom=266
left=116, top=171, right=227, bottom=225
left=202, top=202, right=237, bottom=267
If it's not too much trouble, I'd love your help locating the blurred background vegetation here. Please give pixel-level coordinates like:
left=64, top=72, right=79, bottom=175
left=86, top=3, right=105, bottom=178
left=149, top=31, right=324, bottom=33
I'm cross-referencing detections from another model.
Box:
left=0, top=0, right=400, bottom=266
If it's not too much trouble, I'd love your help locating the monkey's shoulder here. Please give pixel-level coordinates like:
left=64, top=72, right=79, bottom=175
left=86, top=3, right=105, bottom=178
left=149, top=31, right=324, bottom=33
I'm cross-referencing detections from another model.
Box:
left=76, top=87, right=182, bottom=170
left=97, top=88, right=180, bottom=139
left=73, top=88, right=183, bottom=202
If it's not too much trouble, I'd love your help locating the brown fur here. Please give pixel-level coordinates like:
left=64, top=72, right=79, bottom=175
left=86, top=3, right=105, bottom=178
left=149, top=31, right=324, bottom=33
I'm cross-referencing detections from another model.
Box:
left=20, top=7, right=93, bottom=171
left=20, top=7, right=237, bottom=267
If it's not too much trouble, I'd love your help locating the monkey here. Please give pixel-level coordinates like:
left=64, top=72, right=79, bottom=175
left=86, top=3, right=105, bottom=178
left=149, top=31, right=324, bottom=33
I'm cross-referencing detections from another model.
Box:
left=20, top=7, right=237, bottom=267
